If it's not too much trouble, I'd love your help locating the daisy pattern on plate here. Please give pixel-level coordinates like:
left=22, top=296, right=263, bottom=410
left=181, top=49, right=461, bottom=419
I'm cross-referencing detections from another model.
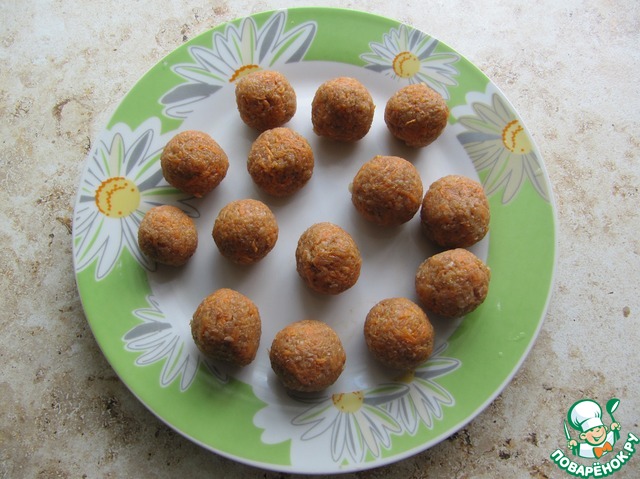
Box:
left=253, top=343, right=461, bottom=466
left=124, top=295, right=227, bottom=391
left=291, top=385, right=408, bottom=464
left=454, top=86, right=550, bottom=203
left=383, top=343, right=460, bottom=435
left=361, top=24, right=459, bottom=99
left=73, top=119, right=197, bottom=280
left=161, top=10, right=317, bottom=118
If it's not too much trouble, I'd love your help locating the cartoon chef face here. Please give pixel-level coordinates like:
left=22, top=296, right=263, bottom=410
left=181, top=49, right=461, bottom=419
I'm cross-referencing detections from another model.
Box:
left=581, top=425, right=608, bottom=445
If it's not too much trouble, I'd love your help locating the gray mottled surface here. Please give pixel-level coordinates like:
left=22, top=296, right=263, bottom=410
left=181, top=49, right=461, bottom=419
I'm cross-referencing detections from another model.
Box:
left=1, top=0, right=639, bottom=477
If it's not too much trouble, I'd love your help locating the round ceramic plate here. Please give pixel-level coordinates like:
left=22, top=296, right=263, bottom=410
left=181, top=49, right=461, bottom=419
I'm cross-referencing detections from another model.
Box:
left=73, top=7, right=556, bottom=474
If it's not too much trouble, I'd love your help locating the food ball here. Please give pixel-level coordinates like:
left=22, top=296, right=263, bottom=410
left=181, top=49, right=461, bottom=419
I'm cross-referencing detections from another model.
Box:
left=420, top=175, right=490, bottom=248
left=137, top=205, right=198, bottom=266
left=269, top=319, right=346, bottom=392
left=311, top=77, right=375, bottom=142
left=191, top=288, right=261, bottom=366
left=235, top=70, right=297, bottom=131
left=247, top=127, right=314, bottom=197
left=160, top=130, right=229, bottom=197
left=364, top=298, right=434, bottom=370
left=351, top=155, right=423, bottom=226
left=385, top=84, right=449, bottom=147
left=415, top=248, right=491, bottom=318
left=295, top=222, right=362, bottom=295
left=212, top=199, right=278, bottom=265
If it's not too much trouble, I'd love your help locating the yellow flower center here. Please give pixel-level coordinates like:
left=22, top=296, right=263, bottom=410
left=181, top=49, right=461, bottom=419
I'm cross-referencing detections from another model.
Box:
left=332, top=391, right=364, bottom=413
left=229, top=64, right=261, bottom=83
left=394, top=370, right=416, bottom=383
left=95, top=177, right=140, bottom=218
left=392, top=51, right=421, bottom=78
left=502, top=119, right=532, bottom=154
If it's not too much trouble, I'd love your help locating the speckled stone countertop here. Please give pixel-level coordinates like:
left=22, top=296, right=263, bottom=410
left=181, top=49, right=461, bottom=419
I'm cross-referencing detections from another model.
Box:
left=2, top=0, right=639, bottom=478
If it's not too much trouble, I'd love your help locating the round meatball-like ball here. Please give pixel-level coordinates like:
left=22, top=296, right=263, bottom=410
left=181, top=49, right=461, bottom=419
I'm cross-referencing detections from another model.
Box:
left=235, top=70, right=297, bottom=131
left=160, top=130, right=229, bottom=197
left=351, top=155, right=423, bottom=226
left=415, top=248, right=491, bottom=318
left=295, top=222, right=362, bottom=295
left=212, top=199, right=278, bottom=265
left=311, top=77, right=375, bottom=142
left=385, top=84, right=449, bottom=147
left=247, top=127, right=314, bottom=197
left=191, top=288, right=261, bottom=366
left=138, top=205, right=197, bottom=266
left=269, top=319, right=346, bottom=392
left=364, top=298, right=434, bottom=370
left=421, top=175, right=490, bottom=248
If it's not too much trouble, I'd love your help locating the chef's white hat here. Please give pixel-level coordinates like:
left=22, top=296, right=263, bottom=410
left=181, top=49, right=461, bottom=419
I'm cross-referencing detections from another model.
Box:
left=568, top=399, right=604, bottom=433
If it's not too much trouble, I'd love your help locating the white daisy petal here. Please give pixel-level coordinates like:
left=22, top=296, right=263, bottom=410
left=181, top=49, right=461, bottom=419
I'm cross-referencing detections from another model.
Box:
left=73, top=204, right=100, bottom=242
left=359, top=52, right=390, bottom=66
left=134, top=333, right=177, bottom=364
left=172, top=64, right=226, bottom=85
left=414, top=37, right=438, bottom=59
left=255, top=11, right=285, bottom=63
left=369, top=41, right=395, bottom=61
left=189, top=46, right=233, bottom=78
left=238, top=16, right=257, bottom=64
left=483, top=151, right=513, bottom=198
left=106, top=134, right=125, bottom=177
left=386, top=396, right=418, bottom=435
left=357, top=406, right=401, bottom=459
left=492, top=93, right=515, bottom=125
left=501, top=157, right=526, bottom=203
left=416, top=357, right=461, bottom=379
left=524, top=153, right=550, bottom=201
left=74, top=216, right=108, bottom=272
left=177, top=354, right=200, bottom=391
left=466, top=140, right=504, bottom=171
left=474, top=101, right=510, bottom=128
left=124, top=128, right=155, bottom=174
left=272, top=22, right=317, bottom=65
left=459, top=116, right=502, bottom=135
left=122, top=214, right=156, bottom=271
left=345, top=414, right=365, bottom=463
left=159, top=341, right=190, bottom=388
left=293, top=399, right=335, bottom=430
left=134, top=167, right=165, bottom=193
left=330, top=412, right=350, bottom=463
left=214, top=26, right=244, bottom=70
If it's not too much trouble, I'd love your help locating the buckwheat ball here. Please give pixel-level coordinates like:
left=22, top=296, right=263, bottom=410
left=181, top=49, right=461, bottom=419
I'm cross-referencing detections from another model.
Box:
left=138, top=205, right=198, bottom=266
left=415, top=248, right=491, bottom=319
left=421, top=175, right=490, bottom=248
left=160, top=130, right=229, bottom=197
left=364, top=297, right=435, bottom=370
left=384, top=84, right=449, bottom=147
left=311, top=77, right=375, bottom=142
left=191, top=288, right=261, bottom=366
left=351, top=155, right=423, bottom=226
left=247, top=127, right=314, bottom=197
left=269, top=319, right=346, bottom=392
left=212, top=199, right=278, bottom=265
left=295, top=222, right=362, bottom=295
left=235, top=70, right=297, bottom=131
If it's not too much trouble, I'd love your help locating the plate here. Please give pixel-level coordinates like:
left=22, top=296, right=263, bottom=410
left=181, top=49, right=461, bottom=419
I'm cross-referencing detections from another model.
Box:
left=73, top=7, right=556, bottom=474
